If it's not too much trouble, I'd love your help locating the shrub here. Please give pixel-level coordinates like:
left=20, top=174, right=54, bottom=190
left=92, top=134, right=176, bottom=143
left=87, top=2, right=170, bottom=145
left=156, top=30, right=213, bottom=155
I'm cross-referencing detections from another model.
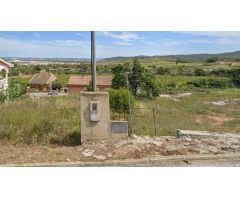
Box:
left=228, top=68, right=240, bottom=87
left=156, top=67, right=170, bottom=75
left=206, top=57, right=218, bottom=63
left=210, top=68, right=229, bottom=77
left=186, top=78, right=233, bottom=89
left=52, top=80, right=63, bottom=90
left=0, top=91, right=6, bottom=104
left=109, top=88, right=135, bottom=115
left=167, top=81, right=177, bottom=89
left=8, top=82, right=27, bottom=101
left=195, top=68, right=207, bottom=76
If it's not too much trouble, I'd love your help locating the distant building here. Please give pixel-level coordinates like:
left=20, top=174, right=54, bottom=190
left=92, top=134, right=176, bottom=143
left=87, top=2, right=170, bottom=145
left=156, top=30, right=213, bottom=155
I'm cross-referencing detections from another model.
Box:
left=0, top=59, right=14, bottom=92
left=68, top=75, right=112, bottom=93
left=29, top=72, right=56, bottom=92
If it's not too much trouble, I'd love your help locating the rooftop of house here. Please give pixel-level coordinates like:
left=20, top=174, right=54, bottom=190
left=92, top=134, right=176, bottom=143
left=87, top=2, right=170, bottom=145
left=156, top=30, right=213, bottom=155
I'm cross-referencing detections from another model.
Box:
left=68, top=75, right=112, bottom=86
left=29, top=72, right=57, bottom=85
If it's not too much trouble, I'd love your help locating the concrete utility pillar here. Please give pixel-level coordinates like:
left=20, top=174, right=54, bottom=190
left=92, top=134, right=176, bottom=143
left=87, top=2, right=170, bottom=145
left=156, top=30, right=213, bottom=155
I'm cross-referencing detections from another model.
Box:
left=80, top=32, right=128, bottom=143
left=80, top=92, right=128, bottom=143
left=81, top=92, right=110, bottom=142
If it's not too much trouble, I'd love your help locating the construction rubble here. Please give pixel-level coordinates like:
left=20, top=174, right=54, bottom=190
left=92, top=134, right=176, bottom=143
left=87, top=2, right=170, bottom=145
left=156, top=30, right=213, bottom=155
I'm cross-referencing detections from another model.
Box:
left=1, top=130, right=240, bottom=165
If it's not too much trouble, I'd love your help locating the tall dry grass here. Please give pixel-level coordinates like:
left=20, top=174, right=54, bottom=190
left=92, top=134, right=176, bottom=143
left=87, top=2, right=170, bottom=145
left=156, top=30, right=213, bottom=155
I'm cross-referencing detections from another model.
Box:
left=0, top=95, right=80, bottom=145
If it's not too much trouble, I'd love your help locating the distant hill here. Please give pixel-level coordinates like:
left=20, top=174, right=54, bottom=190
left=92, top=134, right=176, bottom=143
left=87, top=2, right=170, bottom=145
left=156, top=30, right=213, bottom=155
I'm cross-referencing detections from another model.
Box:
left=102, top=51, right=240, bottom=62
left=163, top=51, right=240, bottom=61
left=3, top=50, right=240, bottom=63
left=102, top=55, right=150, bottom=61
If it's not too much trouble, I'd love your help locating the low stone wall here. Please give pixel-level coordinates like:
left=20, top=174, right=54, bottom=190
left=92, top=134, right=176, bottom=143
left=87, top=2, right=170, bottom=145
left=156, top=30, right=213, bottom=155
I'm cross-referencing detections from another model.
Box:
left=177, top=129, right=240, bottom=139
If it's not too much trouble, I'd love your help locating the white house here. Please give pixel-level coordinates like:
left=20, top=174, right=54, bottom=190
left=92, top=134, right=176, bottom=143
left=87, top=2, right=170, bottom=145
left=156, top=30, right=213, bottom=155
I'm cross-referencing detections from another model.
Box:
left=0, top=59, right=14, bottom=92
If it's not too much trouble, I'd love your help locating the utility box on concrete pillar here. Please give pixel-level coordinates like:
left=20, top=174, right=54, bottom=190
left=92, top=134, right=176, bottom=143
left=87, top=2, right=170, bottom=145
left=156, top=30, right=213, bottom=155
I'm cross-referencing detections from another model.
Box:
left=81, top=92, right=110, bottom=142
left=80, top=91, right=128, bottom=143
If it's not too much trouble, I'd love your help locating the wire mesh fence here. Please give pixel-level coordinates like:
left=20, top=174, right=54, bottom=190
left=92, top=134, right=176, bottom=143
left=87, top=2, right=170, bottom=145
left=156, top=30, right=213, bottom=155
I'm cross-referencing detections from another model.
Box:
left=126, top=105, right=240, bottom=137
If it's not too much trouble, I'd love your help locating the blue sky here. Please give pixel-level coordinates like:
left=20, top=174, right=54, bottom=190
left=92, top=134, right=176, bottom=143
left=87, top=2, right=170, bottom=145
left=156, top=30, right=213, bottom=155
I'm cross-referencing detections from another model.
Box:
left=1, top=31, right=240, bottom=58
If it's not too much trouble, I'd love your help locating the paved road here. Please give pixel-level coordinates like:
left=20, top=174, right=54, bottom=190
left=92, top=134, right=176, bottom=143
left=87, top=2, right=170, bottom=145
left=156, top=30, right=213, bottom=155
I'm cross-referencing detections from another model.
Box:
left=3, top=153, right=240, bottom=167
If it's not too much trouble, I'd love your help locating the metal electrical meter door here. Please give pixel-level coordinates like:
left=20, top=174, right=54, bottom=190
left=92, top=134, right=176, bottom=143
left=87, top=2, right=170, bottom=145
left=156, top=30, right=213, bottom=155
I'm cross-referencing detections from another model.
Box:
left=89, top=101, right=100, bottom=122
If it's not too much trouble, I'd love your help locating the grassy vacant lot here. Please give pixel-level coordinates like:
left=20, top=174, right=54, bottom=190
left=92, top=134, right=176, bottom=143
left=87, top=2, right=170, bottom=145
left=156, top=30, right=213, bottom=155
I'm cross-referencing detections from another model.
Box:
left=1, top=88, right=240, bottom=145
left=0, top=95, right=81, bottom=145
left=133, top=88, right=240, bottom=136
left=3, top=57, right=240, bottom=145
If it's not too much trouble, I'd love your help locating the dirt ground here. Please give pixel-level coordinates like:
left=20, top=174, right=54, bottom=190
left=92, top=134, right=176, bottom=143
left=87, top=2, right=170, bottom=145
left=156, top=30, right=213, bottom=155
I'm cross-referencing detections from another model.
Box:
left=1, top=134, right=240, bottom=165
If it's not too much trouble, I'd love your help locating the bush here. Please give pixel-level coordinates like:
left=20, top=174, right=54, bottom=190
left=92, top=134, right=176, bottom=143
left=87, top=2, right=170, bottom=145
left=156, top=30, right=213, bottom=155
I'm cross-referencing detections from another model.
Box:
left=195, top=68, right=207, bottom=76
left=167, top=81, right=177, bottom=89
left=0, top=91, right=6, bottom=104
left=8, top=82, right=27, bottom=101
left=228, top=68, right=240, bottom=87
left=206, top=57, right=218, bottom=63
left=186, top=78, right=233, bottom=89
left=109, top=88, right=135, bottom=115
left=52, top=80, right=63, bottom=90
left=210, top=68, right=229, bottom=77
left=156, top=67, right=170, bottom=75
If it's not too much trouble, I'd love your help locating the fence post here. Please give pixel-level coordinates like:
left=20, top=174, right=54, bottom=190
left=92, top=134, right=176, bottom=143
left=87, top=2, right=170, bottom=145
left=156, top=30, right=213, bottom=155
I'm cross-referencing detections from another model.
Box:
left=126, top=72, right=134, bottom=136
left=152, top=108, right=157, bottom=137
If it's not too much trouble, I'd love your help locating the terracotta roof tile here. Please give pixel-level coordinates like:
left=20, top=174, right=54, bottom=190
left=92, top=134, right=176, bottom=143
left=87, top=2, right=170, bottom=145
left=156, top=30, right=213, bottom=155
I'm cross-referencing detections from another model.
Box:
left=68, top=75, right=112, bottom=86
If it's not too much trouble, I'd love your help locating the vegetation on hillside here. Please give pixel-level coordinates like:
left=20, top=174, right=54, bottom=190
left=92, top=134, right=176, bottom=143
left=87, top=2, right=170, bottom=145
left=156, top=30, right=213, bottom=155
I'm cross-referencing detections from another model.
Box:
left=111, top=59, right=159, bottom=98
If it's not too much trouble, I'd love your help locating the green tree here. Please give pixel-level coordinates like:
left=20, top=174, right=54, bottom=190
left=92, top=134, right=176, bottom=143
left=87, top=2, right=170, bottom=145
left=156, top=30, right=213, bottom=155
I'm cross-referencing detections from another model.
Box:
left=129, top=58, right=145, bottom=96
left=52, top=80, right=63, bottom=90
left=109, top=88, right=135, bottom=116
left=111, top=63, right=130, bottom=89
left=8, top=82, right=27, bottom=100
left=143, top=73, right=160, bottom=98
left=111, top=58, right=160, bottom=98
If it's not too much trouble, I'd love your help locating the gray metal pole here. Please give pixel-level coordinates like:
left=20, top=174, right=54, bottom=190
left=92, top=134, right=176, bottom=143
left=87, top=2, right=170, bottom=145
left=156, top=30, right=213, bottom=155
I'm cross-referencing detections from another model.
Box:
left=91, top=31, right=96, bottom=92
left=126, top=72, right=133, bottom=135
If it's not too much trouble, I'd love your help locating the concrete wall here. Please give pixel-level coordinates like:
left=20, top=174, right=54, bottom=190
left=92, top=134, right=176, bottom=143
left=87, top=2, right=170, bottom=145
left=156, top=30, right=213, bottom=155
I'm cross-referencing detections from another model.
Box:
left=81, top=92, right=111, bottom=142
left=69, top=85, right=86, bottom=93
left=70, top=85, right=111, bottom=93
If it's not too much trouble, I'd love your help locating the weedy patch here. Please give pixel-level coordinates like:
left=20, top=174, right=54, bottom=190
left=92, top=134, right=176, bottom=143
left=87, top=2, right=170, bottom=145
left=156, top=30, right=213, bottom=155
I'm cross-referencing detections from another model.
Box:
left=0, top=95, right=80, bottom=145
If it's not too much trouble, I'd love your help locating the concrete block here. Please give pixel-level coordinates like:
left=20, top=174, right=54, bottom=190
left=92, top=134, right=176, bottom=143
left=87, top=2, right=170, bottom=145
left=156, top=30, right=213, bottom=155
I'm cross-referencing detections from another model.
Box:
left=110, top=121, right=128, bottom=139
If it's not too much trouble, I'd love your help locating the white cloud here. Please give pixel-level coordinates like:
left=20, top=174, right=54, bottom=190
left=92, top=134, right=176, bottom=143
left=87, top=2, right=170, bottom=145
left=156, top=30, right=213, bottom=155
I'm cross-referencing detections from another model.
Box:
left=0, top=36, right=90, bottom=58
left=165, top=39, right=213, bottom=46
left=113, top=41, right=131, bottom=46
left=184, top=31, right=240, bottom=37
left=101, top=31, right=144, bottom=41
left=32, top=39, right=89, bottom=47
left=215, top=37, right=234, bottom=44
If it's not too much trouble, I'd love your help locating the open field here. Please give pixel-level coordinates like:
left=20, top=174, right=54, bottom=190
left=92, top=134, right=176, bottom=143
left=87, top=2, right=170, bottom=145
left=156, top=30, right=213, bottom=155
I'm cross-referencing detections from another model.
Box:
left=2, top=56, right=240, bottom=145
left=0, top=88, right=240, bottom=145
left=133, top=89, right=240, bottom=136
left=99, top=57, right=240, bottom=70
left=0, top=95, right=81, bottom=145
